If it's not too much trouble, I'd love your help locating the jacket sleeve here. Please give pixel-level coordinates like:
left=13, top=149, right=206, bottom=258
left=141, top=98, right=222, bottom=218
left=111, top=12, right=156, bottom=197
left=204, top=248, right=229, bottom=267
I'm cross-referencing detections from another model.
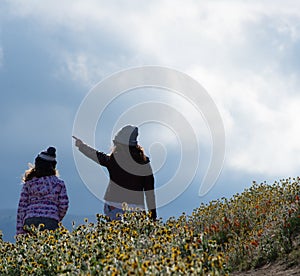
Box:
left=143, top=163, right=157, bottom=220
left=16, top=184, right=29, bottom=235
left=78, top=142, right=109, bottom=166
left=58, top=181, right=69, bottom=221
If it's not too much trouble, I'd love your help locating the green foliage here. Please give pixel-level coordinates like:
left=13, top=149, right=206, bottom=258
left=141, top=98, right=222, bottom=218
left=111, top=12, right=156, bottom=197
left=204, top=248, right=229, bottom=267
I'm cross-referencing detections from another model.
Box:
left=189, top=177, right=300, bottom=271
left=0, top=212, right=227, bottom=275
left=0, top=177, right=299, bottom=275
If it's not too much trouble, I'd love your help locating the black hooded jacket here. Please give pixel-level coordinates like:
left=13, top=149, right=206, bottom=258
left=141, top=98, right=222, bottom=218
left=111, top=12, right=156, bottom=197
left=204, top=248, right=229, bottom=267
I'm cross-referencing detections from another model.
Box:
left=78, top=143, right=157, bottom=220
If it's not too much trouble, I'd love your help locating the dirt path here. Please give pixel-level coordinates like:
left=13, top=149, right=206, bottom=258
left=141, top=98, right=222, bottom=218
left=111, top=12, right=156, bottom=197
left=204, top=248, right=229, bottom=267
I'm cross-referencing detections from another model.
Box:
left=232, top=234, right=300, bottom=275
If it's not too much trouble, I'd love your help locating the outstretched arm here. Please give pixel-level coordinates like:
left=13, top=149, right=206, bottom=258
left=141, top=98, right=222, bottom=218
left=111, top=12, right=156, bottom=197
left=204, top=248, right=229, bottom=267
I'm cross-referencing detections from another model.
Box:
left=72, top=136, right=109, bottom=166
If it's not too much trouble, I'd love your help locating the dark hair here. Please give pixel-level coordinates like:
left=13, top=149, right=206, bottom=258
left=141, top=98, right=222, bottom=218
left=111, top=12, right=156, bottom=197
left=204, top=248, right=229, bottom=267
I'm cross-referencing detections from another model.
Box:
left=111, top=143, right=148, bottom=164
left=22, top=159, right=58, bottom=182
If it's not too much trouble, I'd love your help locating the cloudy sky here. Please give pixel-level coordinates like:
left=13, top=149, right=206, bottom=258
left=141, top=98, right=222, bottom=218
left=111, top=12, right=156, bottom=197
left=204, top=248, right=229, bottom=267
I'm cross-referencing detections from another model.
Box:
left=1, top=0, right=300, bottom=221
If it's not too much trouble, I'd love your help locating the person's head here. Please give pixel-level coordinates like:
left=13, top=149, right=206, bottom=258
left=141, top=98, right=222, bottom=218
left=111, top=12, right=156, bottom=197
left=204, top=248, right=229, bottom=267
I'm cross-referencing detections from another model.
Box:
left=23, top=147, right=58, bottom=182
left=112, top=125, right=147, bottom=163
left=113, top=125, right=138, bottom=147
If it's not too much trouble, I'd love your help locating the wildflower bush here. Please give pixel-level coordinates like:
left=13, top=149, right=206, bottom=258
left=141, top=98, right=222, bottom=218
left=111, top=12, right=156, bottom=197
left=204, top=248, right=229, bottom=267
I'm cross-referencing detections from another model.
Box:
left=189, top=177, right=300, bottom=271
left=0, top=213, right=226, bottom=275
left=0, top=177, right=299, bottom=275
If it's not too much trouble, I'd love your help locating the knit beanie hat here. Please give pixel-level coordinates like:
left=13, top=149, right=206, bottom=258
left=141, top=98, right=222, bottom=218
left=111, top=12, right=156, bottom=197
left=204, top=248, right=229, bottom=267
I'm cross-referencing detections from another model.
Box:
left=113, top=125, right=138, bottom=146
left=35, top=147, right=57, bottom=167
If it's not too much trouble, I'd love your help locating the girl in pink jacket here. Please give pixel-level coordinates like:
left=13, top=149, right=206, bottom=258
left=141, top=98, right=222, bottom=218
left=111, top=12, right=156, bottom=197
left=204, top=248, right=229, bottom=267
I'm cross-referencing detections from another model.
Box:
left=16, top=147, right=69, bottom=235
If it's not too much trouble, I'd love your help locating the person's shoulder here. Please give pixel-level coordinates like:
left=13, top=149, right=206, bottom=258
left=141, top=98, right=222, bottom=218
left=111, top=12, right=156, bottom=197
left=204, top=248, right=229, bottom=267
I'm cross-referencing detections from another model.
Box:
left=48, top=175, right=65, bottom=185
left=23, top=177, right=38, bottom=186
left=97, top=151, right=110, bottom=159
left=97, top=151, right=111, bottom=165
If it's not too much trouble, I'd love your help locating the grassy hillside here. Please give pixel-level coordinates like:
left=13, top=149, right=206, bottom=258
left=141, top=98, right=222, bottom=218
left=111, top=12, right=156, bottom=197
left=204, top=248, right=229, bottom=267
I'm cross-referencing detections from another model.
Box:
left=0, top=211, right=96, bottom=243
left=0, top=178, right=299, bottom=275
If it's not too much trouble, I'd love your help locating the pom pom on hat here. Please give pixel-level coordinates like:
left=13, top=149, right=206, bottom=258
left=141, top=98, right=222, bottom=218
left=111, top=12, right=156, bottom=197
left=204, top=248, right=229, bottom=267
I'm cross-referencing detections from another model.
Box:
left=46, top=147, right=56, bottom=156
left=37, top=147, right=57, bottom=162
left=113, top=125, right=138, bottom=146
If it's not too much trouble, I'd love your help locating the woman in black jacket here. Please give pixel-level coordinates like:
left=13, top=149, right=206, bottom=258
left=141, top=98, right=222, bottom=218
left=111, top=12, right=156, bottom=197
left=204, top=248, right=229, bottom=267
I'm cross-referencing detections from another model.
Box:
left=73, top=125, right=157, bottom=221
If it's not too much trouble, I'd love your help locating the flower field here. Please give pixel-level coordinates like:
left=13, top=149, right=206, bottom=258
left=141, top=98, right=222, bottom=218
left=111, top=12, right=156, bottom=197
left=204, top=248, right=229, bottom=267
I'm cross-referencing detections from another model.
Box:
left=189, top=178, right=300, bottom=271
left=0, top=178, right=299, bottom=275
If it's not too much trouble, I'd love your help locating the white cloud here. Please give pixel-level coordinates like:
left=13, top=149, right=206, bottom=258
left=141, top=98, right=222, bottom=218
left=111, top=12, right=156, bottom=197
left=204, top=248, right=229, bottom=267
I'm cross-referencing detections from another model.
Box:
left=56, top=52, right=102, bottom=87
left=6, top=1, right=300, bottom=73
left=188, top=66, right=300, bottom=177
left=5, top=0, right=300, bottom=178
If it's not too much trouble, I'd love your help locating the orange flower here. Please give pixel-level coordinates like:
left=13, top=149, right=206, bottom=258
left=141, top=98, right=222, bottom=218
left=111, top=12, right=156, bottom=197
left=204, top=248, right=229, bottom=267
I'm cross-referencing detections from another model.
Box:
left=223, top=216, right=229, bottom=223
left=250, top=240, right=259, bottom=247
left=234, top=220, right=240, bottom=227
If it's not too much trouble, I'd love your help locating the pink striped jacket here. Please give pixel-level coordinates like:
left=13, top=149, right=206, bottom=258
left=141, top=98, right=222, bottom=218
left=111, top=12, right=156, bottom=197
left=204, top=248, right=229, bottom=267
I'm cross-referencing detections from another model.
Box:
left=16, top=175, right=69, bottom=235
